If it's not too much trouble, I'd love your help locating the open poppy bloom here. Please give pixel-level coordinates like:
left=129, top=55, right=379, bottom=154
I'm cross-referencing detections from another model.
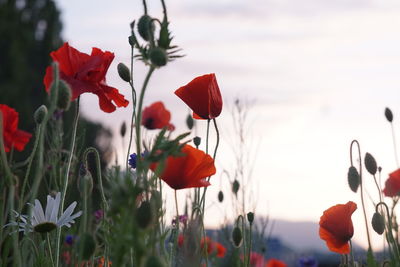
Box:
left=43, top=42, right=129, bottom=113
left=175, top=73, right=222, bottom=120
left=201, top=237, right=226, bottom=258
left=383, top=169, right=400, bottom=197
left=150, top=144, right=216, bottom=190
left=0, top=104, right=31, bottom=152
left=319, top=201, right=357, bottom=254
left=266, top=258, right=287, bottom=267
left=142, top=101, right=173, bottom=130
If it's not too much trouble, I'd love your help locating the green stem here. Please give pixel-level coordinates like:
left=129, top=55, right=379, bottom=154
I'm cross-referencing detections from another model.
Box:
left=55, top=97, right=80, bottom=267
left=350, top=140, right=372, bottom=251
left=126, top=39, right=137, bottom=171
left=247, top=223, right=252, bottom=267
left=376, top=202, right=400, bottom=260
left=391, top=123, right=399, bottom=167
left=135, top=66, right=155, bottom=177
left=0, top=113, right=14, bottom=186
left=47, top=233, right=55, bottom=267
left=9, top=185, right=21, bottom=267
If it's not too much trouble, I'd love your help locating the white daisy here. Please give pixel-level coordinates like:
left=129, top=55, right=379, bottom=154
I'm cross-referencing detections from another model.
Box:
left=7, top=192, right=82, bottom=233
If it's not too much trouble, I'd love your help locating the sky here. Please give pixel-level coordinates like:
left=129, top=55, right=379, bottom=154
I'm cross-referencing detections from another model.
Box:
left=56, top=0, right=400, bottom=251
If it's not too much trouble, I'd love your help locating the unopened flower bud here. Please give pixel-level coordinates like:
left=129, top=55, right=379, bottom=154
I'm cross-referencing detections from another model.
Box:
left=247, top=212, right=254, bottom=224
left=78, top=165, right=93, bottom=197
left=218, top=191, right=224, bottom=202
left=364, top=152, right=377, bottom=175
left=136, top=201, right=153, bottom=229
left=372, top=212, right=385, bottom=235
left=58, top=80, right=72, bottom=111
left=193, top=136, right=201, bottom=147
left=145, top=255, right=166, bottom=267
left=385, top=107, right=393, bottom=122
left=232, top=227, right=242, bottom=248
left=186, top=114, right=194, bottom=130
left=117, top=63, right=131, bottom=82
left=137, top=15, right=154, bottom=41
left=34, top=105, right=48, bottom=124
left=149, top=47, right=168, bottom=67
left=120, top=121, right=127, bottom=137
left=232, top=180, right=240, bottom=195
left=347, top=166, right=360, bottom=193
left=77, top=233, right=96, bottom=260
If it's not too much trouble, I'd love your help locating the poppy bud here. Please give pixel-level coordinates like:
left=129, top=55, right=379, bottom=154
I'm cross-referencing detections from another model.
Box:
left=117, top=63, right=131, bottom=82
left=371, top=212, right=385, bottom=235
left=145, top=255, right=166, bottom=267
left=128, top=34, right=136, bottom=46
left=218, top=191, right=224, bottom=202
left=120, top=121, right=127, bottom=137
left=136, top=201, right=153, bottom=229
left=34, top=105, right=48, bottom=124
left=193, top=136, right=201, bottom=147
left=149, top=47, right=168, bottom=67
left=385, top=107, right=393, bottom=122
left=347, top=166, right=360, bottom=193
left=77, top=165, right=93, bottom=197
left=232, top=180, right=240, bottom=196
left=364, top=152, right=377, bottom=175
left=247, top=212, right=254, bottom=224
left=186, top=114, right=194, bottom=130
left=58, top=80, right=72, bottom=111
left=137, top=15, right=155, bottom=41
left=77, top=233, right=96, bottom=260
left=232, top=227, right=242, bottom=248
left=158, top=18, right=171, bottom=49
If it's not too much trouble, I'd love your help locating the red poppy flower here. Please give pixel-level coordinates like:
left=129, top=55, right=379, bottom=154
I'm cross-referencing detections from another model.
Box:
left=43, top=42, right=129, bottom=113
left=0, top=104, right=32, bottom=152
left=201, top=237, right=226, bottom=258
left=319, top=201, right=357, bottom=254
left=142, top=101, right=172, bottom=130
left=150, top=144, right=216, bottom=190
left=241, top=252, right=265, bottom=267
left=175, top=73, right=222, bottom=120
left=265, top=259, right=287, bottom=267
left=383, top=169, right=400, bottom=197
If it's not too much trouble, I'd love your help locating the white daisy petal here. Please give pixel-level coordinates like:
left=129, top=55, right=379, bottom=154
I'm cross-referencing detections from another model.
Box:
left=50, top=193, right=61, bottom=223
left=45, top=195, right=53, bottom=221
left=34, top=200, right=46, bottom=223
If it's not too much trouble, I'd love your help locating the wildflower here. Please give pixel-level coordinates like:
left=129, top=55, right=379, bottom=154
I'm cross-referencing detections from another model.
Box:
left=98, top=256, right=112, bottom=267
left=150, top=144, right=216, bottom=190
left=266, top=258, right=287, bottom=267
left=7, top=192, right=82, bottom=233
left=175, top=73, right=223, bottom=120
left=128, top=151, right=148, bottom=169
left=142, top=101, right=172, bottom=130
left=201, top=237, right=226, bottom=258
left=0, top=104, right=31, bottom=152
left=319, top=201, right=357, bottom=254
left=94, top=209, right=104, bottom=222
left=62, top=251, right=71, bottom=265
left=65, top=234, right=75, bottom=246
left=298, top=256, right=318, bottom=267
left=241, top=252, right=265, bottom=267
left=383, top=169, right=400, bottom=197
left=43, top=42, right=129, bottom=113
left=172, top=215, right=188, bottom=226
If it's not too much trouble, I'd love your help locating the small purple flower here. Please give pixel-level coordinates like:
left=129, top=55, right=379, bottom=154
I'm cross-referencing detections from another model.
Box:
left=94, top=209, right=104, bottom=222
left=298, top=256, right=318, bottom=267
left=172, top=215, right=188, bottom=226
left=128, top=151, right=149, bottom=169
left=65, top=235, right=75, bottom=246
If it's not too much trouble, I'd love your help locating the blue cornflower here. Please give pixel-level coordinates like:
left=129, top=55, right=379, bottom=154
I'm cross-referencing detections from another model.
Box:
left=128, top=151, right=148, bottom=169
left=65, top=235, right=75, bottom=246
left=298, top=256, right=318, bottom=267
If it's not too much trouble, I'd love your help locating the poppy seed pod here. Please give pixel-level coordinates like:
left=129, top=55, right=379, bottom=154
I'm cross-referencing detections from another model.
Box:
left=232, top=180, right=240, bottom=195
left=136, top=201, right=153, bottom=229
left=149, top=47, right=168, bottom=67
left=193, top=136, right=201, bottom=147
left=120, top=121, right=127, bottom=137
left=34, top=105, right=48, bottom=124
left=218, top=191, right=224, bottom=202
left=232, top=227, right=243, bottom=248
left=385, top=107, right=393, bottom=122
left=58, top=80, right=72, bottom=111
left=371, top=212, right=385, bottom=235
left=347, top=166, right=360, bottom=193
left=137, top=15, right=155, bottom=41
left=117, top=63, right=131, bottom=82
left=247, top=212, right=254, bottom=224
left=77, top=233, right=96, bottom=260
left=365, top=152, right=377, bottom=175
left=186, top=114, right=194, bottom=130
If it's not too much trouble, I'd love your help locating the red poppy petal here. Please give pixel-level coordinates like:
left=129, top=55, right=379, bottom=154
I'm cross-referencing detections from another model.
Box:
left=11, top=129, right=32, bottom=151
left=50, top=42, right=90, bottom=76
left=43, top=66, right=53, bottom=93
left=319, top=227, right=350, bottom=254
